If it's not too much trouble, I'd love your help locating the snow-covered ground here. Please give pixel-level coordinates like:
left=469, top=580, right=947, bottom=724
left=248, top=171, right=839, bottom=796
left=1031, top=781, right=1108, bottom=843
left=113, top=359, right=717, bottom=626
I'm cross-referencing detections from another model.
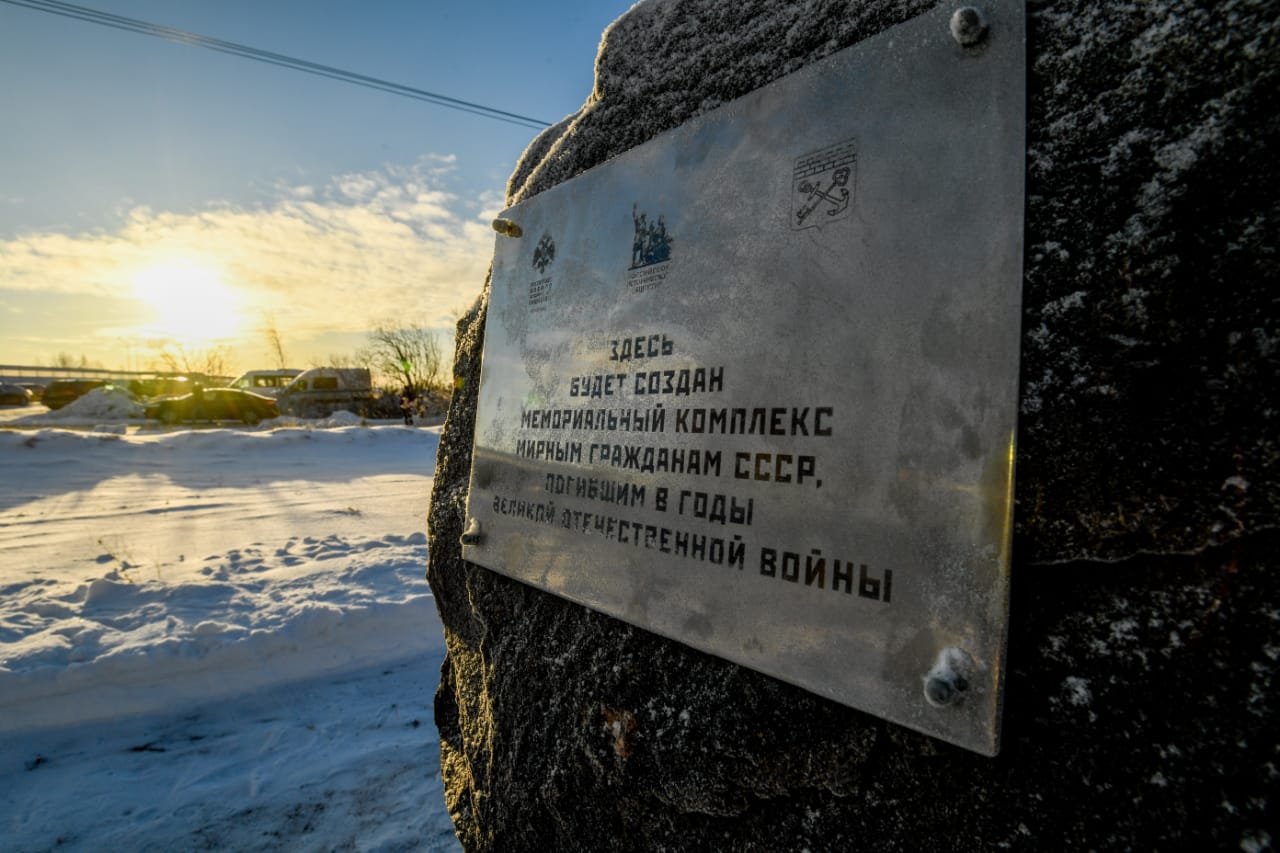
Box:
left=0, top=402, right=459, bottom=851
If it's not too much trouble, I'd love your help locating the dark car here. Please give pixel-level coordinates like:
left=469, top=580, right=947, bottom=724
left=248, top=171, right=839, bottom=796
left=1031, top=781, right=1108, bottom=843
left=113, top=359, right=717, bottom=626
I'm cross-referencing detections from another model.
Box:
left=129, top=376, right=193, bottom=400
left=0, top=383, right=33, bottom=406
left=40, top=379, right=106, bottom=410
left=145, top=388, right=278, bottom=425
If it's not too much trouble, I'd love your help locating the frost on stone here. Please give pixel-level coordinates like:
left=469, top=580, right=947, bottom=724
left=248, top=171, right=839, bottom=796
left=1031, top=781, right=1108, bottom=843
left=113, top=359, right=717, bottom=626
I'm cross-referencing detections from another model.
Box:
left=1015, top=0, right=1279, bottom=561
left=1062, top=676, right=1092, bottom=707
left=506, top=0, right=938, bottom=205
left=1240, top=831, right=1273, bottom=853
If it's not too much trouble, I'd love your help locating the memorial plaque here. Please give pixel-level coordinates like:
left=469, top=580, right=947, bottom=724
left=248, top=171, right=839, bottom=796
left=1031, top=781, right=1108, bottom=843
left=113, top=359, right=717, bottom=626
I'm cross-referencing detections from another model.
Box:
left=463, top=0, right=1024, bottom=755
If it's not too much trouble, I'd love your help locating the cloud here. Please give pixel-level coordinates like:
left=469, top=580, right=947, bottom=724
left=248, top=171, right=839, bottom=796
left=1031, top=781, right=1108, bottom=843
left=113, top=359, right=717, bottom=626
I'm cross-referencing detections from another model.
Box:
left=0, top=159, right=501, bottom=344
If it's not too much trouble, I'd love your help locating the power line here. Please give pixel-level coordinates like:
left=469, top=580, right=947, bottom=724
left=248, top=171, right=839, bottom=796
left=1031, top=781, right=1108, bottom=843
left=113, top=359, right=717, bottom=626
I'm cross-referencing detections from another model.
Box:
left=0, top=0, right=552, bottom=130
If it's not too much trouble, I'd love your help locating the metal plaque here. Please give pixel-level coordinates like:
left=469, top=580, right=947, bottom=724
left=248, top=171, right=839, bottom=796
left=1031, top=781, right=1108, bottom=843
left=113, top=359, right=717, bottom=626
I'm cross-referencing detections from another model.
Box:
left=464, top=1, right=1024, bottom=756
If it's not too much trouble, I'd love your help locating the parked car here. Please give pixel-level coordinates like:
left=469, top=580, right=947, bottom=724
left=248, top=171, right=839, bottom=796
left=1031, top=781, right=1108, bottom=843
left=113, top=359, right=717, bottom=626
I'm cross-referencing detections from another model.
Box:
left=41, top=379, right=106, bottom=410
left=276, top=367, right=374, bottom=418
left=144, top=388, right=278, bottom=425
left=228, top=369, right=302, bottom=398
left=129, top=376, right=193, bottom=400
left=0, top=383, right=33, bottom=406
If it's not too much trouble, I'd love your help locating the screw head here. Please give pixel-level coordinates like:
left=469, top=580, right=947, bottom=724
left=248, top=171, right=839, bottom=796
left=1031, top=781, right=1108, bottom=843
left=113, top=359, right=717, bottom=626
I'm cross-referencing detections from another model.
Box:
left=923, top=647, right=976, bottom=708
left=491, top=218, right=523, bottom=238
left=459, top=517, right=483, bottom=546
left=924, top=675, right=956, bottom=706
left=925, top=671, right=970, bottom=706
left=950, top=7, right=989, bottom=47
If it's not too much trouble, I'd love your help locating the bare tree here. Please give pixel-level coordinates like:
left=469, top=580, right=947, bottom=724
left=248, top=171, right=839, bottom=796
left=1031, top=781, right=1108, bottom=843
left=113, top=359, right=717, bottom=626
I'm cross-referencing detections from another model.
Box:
left=359, top=323, right=444, bottom=392
left=48, top=352, right=104, bottom=370
left=260, top=313, right=288, bottom=369
left=154, top=343, right=230, bottom=381
left=323, top=352, right=365, bottom=369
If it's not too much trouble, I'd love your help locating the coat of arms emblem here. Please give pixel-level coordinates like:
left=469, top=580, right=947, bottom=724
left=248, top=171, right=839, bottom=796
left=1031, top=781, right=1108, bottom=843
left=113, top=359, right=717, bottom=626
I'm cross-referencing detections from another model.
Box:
left=792, top=140, right=857, bottom=229
left=532, top=234, right=556, bottom=274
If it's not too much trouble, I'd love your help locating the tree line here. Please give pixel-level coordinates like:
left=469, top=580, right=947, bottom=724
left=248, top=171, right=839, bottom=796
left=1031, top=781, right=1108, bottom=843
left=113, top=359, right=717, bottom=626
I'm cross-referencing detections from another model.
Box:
left=38, top=319, right=450, bottom=395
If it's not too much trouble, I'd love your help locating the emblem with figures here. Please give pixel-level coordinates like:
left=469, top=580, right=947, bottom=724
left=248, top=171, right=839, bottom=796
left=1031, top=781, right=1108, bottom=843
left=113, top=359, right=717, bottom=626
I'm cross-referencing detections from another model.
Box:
left=629, top=204, right=672, bottom=269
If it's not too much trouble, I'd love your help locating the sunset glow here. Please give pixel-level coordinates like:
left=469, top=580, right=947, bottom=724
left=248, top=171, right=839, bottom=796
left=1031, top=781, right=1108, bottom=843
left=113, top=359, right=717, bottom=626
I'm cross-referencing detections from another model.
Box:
left=132, top=261, right=244, bottom=343
left=0, top=162, right=497, bottom=372
left=0, top=0, right=628, bottom=373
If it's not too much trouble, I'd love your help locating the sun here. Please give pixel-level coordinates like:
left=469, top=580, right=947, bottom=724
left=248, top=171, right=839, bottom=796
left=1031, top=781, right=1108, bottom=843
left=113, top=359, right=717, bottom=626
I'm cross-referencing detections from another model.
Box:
left=133, top=261, right=244, bottom=342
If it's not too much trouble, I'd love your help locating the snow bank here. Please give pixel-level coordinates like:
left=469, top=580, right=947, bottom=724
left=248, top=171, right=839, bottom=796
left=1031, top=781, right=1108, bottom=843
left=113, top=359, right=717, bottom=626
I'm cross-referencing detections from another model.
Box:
left=272, top=409, right=366, bottom=428
left=0, top=423, right=443, bottom=734
left=0, top=532, right=442, bottom=733
left=10, top=394, right=414, bottom=430
left=3, top=421, right=440, bottom=471
left=33, top=385, right=145, bottom=423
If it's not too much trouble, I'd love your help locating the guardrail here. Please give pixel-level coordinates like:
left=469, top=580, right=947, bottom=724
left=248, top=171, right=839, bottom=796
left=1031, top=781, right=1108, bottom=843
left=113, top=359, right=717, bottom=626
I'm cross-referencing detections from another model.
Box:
left=0, top=365, right=231, bottom=386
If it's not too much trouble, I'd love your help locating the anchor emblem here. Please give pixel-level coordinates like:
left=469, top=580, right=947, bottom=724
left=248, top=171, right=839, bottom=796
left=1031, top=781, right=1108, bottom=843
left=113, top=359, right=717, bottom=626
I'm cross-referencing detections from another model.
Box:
left=795, top=167, right=851, bottom=225
left=791, top=140, right=857, bottom=230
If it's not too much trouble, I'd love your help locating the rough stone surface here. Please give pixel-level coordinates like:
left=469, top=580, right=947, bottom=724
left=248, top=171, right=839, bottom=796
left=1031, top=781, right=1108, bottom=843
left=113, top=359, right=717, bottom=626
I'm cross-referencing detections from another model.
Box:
left=427, top=0, right=1279, bottom=849
left=1017, top=0, right=1278, bottom=561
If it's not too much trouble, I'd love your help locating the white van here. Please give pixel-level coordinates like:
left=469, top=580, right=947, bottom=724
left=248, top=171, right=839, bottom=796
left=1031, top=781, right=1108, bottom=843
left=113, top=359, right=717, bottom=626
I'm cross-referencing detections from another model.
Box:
left=229, top=369, right=302, bottom=398
left=276, top=367, right=374, bottom=418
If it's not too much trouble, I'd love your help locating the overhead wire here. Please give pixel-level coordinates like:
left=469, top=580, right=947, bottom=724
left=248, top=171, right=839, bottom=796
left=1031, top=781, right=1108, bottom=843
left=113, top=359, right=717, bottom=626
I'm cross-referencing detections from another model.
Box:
left=0, top=0, right=552, bottom=130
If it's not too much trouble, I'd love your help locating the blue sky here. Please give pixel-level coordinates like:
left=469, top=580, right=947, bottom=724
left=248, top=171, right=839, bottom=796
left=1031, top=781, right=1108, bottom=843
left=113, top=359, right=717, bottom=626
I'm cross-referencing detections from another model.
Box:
left=0, top=0, right=636, bottom=372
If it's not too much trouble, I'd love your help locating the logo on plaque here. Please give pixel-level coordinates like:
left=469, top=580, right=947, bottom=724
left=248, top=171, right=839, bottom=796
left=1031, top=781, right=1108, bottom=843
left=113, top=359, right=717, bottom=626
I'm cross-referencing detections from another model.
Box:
left=626, top=204, right=673, bottom=294
left=629, top=204, right=672, bottom=269
left=528, top=233, right=555, bottom=311
left=792, top=139, right=857, bottom=229
left=532, top=233, right=556, bottom=274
